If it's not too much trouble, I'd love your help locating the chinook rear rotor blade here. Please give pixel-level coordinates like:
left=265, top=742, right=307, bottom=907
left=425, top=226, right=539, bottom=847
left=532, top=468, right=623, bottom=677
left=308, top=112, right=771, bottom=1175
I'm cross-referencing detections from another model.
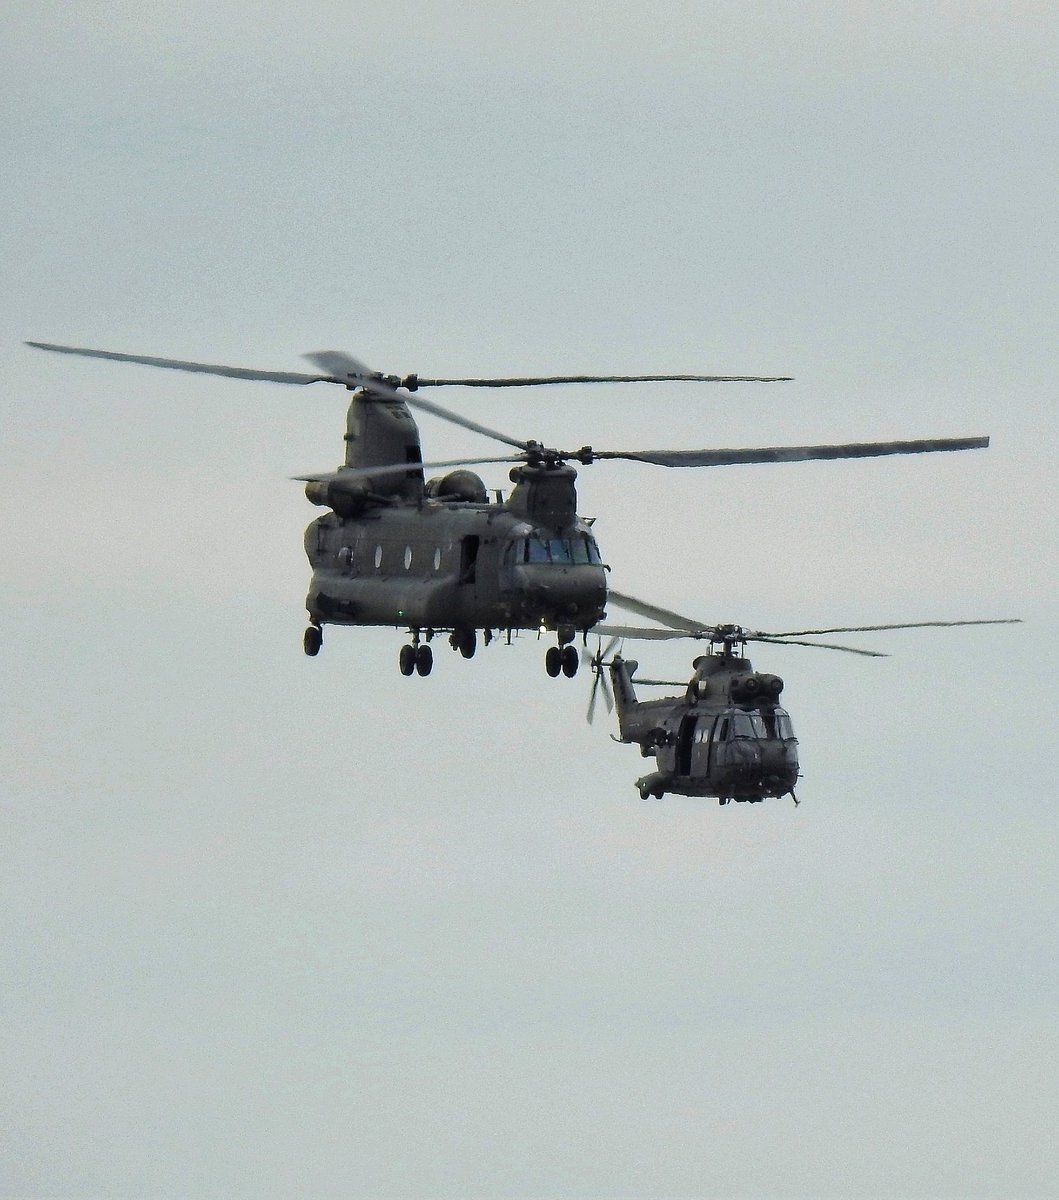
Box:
left=27, top=342, right=990, bottom=473
left=413, top=372, right=793, bottom=387
left=25, top=342, right=336, bottom=385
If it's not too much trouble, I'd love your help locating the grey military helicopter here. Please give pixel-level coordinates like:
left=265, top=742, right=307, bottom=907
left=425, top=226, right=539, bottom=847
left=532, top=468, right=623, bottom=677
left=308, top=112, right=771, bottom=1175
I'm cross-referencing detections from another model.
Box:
left=588, top=591, right=1020, bottom=804
left=28, top=340, right=992, bottom=677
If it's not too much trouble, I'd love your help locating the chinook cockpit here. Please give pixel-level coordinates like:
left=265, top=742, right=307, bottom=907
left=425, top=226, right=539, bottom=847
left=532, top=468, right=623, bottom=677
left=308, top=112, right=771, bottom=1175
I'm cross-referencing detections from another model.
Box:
left=503, top=534, right=603, bottom=566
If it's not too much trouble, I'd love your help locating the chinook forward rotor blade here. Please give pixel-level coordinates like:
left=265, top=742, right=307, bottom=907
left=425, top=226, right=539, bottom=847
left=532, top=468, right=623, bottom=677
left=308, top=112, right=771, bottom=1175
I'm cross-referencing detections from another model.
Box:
left=593, top=437, right=989, bottom=468
left=294, top=455, right=523, bottom=487
left=26, top=342, right=337, bottom=385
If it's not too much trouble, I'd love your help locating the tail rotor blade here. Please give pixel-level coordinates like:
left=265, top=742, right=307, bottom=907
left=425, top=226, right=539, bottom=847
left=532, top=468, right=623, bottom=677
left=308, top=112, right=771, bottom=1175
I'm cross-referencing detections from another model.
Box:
left=586, top=636, right=619, bottom=723
left=600, top=667, right=614, bottom=714
left=587, top=673, right=601, bottom=725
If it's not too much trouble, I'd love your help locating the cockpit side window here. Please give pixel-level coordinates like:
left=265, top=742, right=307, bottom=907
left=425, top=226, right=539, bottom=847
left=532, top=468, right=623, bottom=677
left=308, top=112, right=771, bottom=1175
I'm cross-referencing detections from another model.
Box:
left=724, top=710, right=768, bottom=739
left=508, top=534, right=603, bottom=565
left=774, top=709, right=796, bottom=739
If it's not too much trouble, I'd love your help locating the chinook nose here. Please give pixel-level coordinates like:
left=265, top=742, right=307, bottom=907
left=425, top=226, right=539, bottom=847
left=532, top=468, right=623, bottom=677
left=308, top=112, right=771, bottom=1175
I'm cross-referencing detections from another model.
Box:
left=517, top=565, right=607, bottom=619
left=542, top=576, right=605, bottom=617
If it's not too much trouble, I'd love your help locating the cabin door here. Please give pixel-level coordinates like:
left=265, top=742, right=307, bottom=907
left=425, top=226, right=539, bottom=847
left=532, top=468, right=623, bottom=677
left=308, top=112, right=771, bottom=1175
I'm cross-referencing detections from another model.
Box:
left=459, top=535, right=480, bottom=585
left=676, top=715, right=697, bottom=777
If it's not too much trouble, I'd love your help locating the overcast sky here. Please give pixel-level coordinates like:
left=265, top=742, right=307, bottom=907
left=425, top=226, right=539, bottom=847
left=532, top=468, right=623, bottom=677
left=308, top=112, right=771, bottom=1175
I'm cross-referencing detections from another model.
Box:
left=2, top=4, right=1057, bottom=1198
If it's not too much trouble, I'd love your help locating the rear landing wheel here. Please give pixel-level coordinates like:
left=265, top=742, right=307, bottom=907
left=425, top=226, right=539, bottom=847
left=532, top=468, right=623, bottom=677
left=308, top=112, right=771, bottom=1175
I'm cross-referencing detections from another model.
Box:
left=399, top=644, right=416, bottom=676
left=416, top=644, right=433, bottom=676
left=561, top=644, right=579, bottom=677
left=545, top=646, right=562, bottom=677
left=303, top=626, right=322, bottom=656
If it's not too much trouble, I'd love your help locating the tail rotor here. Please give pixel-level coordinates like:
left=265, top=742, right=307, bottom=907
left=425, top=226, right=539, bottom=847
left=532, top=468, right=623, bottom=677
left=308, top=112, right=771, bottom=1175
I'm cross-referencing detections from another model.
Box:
left=585, top=636, right=619, bottom=723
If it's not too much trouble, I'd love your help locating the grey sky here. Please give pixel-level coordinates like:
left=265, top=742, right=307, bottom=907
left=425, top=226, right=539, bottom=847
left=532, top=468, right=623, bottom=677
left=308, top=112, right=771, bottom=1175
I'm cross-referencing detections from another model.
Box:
left=2, top=4, right=1057, bottom=1197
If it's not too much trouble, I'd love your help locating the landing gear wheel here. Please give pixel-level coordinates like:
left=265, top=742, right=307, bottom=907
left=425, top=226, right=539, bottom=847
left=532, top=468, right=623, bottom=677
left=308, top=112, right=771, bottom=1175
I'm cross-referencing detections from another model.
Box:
left=561, top=644, right=579, bottom=677
left=545, top=646, right=562, bottom=677
left=415, top=644, right=433, bottom=676
left=303, top=626, right=322, bottom=657
left=399, top=644, right=416, bottom=676
left=457, top=628, right=477, bottom=659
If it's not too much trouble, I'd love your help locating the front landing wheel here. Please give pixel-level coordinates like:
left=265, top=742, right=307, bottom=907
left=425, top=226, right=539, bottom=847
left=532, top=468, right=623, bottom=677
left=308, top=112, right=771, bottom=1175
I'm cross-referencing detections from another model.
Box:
left=303, top=626, right=322, bottom=656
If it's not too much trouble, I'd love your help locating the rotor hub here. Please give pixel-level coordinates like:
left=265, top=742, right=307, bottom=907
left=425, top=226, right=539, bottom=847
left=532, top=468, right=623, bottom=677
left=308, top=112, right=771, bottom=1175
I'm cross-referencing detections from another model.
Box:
left=711, top=623, right=748, bottom=650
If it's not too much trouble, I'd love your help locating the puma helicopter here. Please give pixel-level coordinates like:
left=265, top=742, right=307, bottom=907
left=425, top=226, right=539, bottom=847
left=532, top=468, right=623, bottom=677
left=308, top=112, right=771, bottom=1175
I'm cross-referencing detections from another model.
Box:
left=588, top=591, right=1020, bottom=804
left=28, top=341, right=992, bottom=677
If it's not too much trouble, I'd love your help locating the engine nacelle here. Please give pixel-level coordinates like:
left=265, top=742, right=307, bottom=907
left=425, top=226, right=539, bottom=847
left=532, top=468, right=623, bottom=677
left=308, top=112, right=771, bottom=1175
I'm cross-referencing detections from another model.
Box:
left=424, top=469, right=488, bottom=503
left=304, top=480, right=370, bottom=518
left=757, top=673, right=784, bottom=698
left=730, top=672, right=784, bottom=702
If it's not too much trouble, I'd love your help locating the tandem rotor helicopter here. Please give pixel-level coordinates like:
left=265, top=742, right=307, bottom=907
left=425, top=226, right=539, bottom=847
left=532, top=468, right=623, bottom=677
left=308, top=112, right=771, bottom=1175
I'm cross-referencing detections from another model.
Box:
left=29, top=340, right=993, bottom=677
left=586, top=591, right=1021, bottom=805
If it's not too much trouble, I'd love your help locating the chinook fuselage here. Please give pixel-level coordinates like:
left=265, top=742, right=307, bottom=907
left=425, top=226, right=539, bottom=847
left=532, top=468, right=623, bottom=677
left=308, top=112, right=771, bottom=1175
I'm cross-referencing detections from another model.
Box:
left=301, top=384, right=607, bottom=671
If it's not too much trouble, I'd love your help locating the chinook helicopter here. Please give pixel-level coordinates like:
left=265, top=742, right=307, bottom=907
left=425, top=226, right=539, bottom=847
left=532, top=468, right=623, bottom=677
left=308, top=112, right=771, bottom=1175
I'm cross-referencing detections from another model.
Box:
left=28, top=341, right=992, bottom=676
left=588, top=591, right=1020, bottom=804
